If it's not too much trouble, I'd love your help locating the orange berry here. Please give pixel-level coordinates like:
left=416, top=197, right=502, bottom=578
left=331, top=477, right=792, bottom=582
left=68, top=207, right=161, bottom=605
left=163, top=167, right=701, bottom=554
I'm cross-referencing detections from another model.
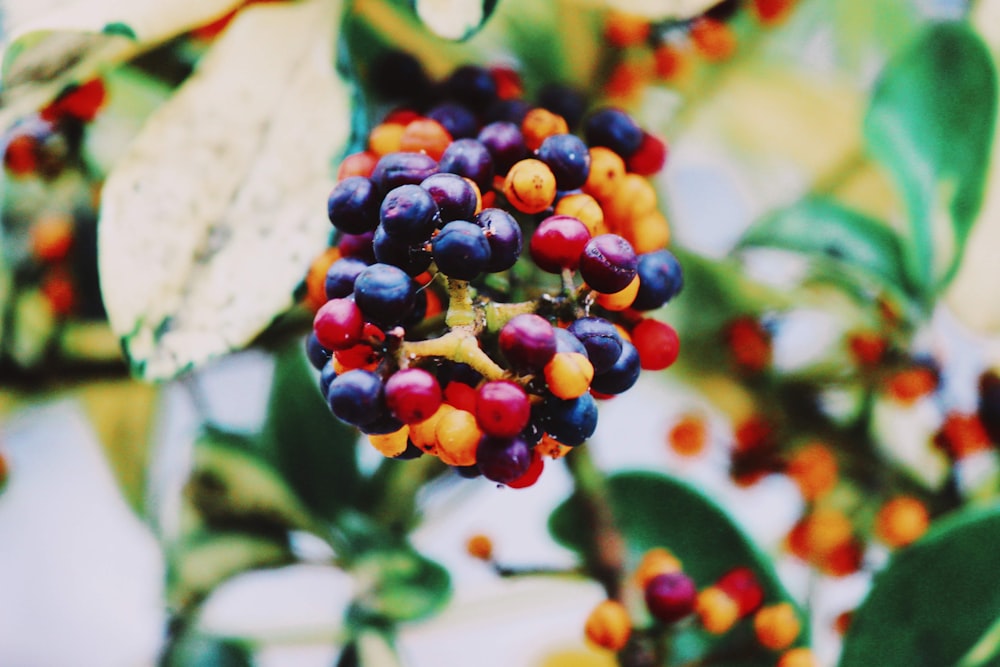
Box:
left=848, top=331, right=886, bottom=366
left=727, top=317, right=771, bottom=372
left=594, top=275, right=640, bottom=311
left=753, top=0, right=797, bottom=24
left=886, top=367, right=937, bottom=405
left=620, top=210, right=670, bottom=254
left=690, top=18, right=737, bottom=61
left=834, top=610, right=853, bottom=635
left=668, top=413, right=708, bottom=457
left=521, top=108, right=569, bottom=152
left=600, top=174, right=657, bottom=231
left=754, top=603, right=800, bottom=651
left=653, top=44, right=689, bottom=81
left=875, top=496, right=929, bottom=548
left=584, top=600, right=632, bottom=652
left=30, top=213, right=74, bottom=263
left=409, top=403, right=456, bottom=456
left=584, top=147, right=627, bottom=202
left=777, top=647, right=818, bottom=667
left=556, top=193, right=607, bottom=237
left=4, top=134, right=37, bottom=175
left=633, top=547, right=682, bottom=588
left=696, top=587, right=740, bottom=635
left=544, top=352, right=594, bottom=399
left=536, top=434, right=572, bottom=459
left=435, top=408, right=482, bottom=467
left=337, top=151, right=378, bottom=179
left=604, top=11, right=650, bottom=48
left=938, top=412, right=991, bottom=459
left=368, top=426, right=410, bottom=458
left=399, top=118, right=452, bottom=160
left=786, top=443, right=838, bottom=501
left=368, top=122, right=405, bottom=156
left=466, top=534, right=494, bottom=560
left=304, top=246, right=341, bottom=312
left=604, top=59, right=654, bottom=103
left=504, top=159, right=557, bottom=214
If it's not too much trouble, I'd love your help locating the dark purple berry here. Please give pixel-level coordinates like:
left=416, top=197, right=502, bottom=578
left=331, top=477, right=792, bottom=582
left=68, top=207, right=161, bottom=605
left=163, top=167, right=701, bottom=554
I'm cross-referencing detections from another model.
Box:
left=427, top=102, right=479, bottom=139
left=645, top=572, right=697, bottom=623
left=439, top=139, right=494, bottom=194
left=358, top=410, right=405, bottom=435
left=420, top=173, right=479, bottom=223
left=327, top=176, right=380, bottom=234
left=537, top=134, right=591, bottom=190
left=443, top=65, right=498, bottom=113
left=325, top=257, right=368, bottom=300
left=554, top=327, right=588, bottom=356
left=537, top=83, right=588, bottom=129
left=477, top=122, right=528, bottom=175
left=327, top=369, right=385, bottom=427
left=319, top=360, right=338, bottom=396
left=530, top=215, right=591, bottom=273
left=353, top=263, right=416, bottom=328
left=475, top=207, right=522, bottom=272
left=371, top=152, right=438, bottom=195
left=370, top=50, right=432, bottom=106
left=568, top=317, right=622, bottom=375
left=584, top=107, right=643, bottom=158
left=476, top=435, right=532, bottom=484
left=590, top=340, right=641, bottom=395
left=373, top=225, right=432, bottom=276
left=431, top=220, right=492, bottom=280
left=380, top=184, right=439, bottom=243
left=338, top=231, right=376, bottom=263
left=306, top=332, right=332, bottom=370
left=485, top=98, right=531, bottom=125
left=499, top=314, right=557, bottom=371
left=632, top=249, right=684, bottom=311
left=542, top=393, right=598, bottom=447
left=385, top=368, right=443, bottom=424
left=579, top=234, right=637, bottom=294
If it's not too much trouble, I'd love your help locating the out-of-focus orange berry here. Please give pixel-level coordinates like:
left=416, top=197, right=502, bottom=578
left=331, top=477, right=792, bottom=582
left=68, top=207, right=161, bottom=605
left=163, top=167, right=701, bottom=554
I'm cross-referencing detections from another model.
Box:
left=633, top=547, right=683, bottom=588
left=690, top=18, right=737, bottom=61
left=886, top=367, right=937, bottom=405
left=696, top=586, right=739, bottom=634
left=603, top=11, right=650, bottom=48
left=777, top=647, right=818, bottom=667
left=753, top=0, right=797, bottom=24
left=668, top=413, right=708, bottom=457
left=304, top=246, right=341, bottom=312
left=937, top=412, right=992, bottom=459
left=754, top=603, right=801, bottom=650
left=786, top=443, right=838, bottom=501
left=875, top=496, right=929, bottom=548
left=726, top=317, right=771, bottom=372
left=466, top=534, right=494, bottom=560
left=584, top=599, right=632, bottom=652
left=521, top=108, right=569, bottom=152
left=848, top=331, right=886, bottom=367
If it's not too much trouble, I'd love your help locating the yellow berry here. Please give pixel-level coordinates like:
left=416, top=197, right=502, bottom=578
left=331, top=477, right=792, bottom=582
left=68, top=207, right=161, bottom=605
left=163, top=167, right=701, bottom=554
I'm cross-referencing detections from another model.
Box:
left=504, top=159, right=557, bottom=214
left=555, top=193, right=608, bottom=236
left=368, top=122, right=405, bottom=156
left=777, top=647, right=818, bottom=667
left=584, top=147, right=626, bottom=202
left=545, top=352, right=595, bottom=399
left=435, top=408, right=482, bottom=467
left=875, top=496, right=930, bottom=548
left=368, top=426, right=410, bottom=458
left=696, top=586, right=740, bottom=635
left=409, top=403, right=456, bottom=456
left=754, top=603, right=801, bottom=651
left=633, top=547, right=682, bottom=588
left=594, top=275, right=640, bottom=311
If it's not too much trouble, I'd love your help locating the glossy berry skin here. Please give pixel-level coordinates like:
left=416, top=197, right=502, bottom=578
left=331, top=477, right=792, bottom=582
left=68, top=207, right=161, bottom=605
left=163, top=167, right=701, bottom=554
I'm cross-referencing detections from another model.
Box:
left=353, top=263, right=416, bottom=328
left=477, top=122, right=529, bottom=174
left=645, top=572, right=697, bottom=623
left=579, top=234, right=637, bottom=294
left=504, top=159, right=557, bottom=214
left=633, top=249, right=684, bottom=311
left=371, top=151, right=438, bottom=195
left=530, top=215, right=591, bottom=273
left=380, top=184, right=439, bottom=243
left=432, top=220, right=492, bottom=280
left=626, top=131, right=668, bottom=176
left=420, top=173, right=478, bottom=223
left=568, top=317, right=622, bottom=375
left=475, top=208, right=522, bottom=272
left=319, top=360, right=338, bottom=396
left=554, top=327, right=588, bottom=356
left=327, top=176, right=380, bottom=234
left=385, top=368, right=443, bottom=424
left=506, top=448, right=544, bottom=489
left=427, top=102, right=479, bottom=139
left=313, top=298, right=365, bottom=350
left=499, top=313, right=557, bottom=371
left=584, top=107, right=644, bottom=158
left=537, top=133, right=591, bottom=190
left=716, top=567, right=764, bottom=618
left=438, top=139, right=495, bottom=194
left=358, top=409, right=405, bottom=435
left=476, top=380, right=531, bottom=438
left=542, top=392, right=598, bottom=446
left=632, top=319, right=680, bottom=370
left=591, top=340, right=642, bottom=395
left=338, top=231, right=376, bottom=263
left=305, top=332, right=332, bottom=370
left=476, top=435, right=533, bottom=484
left=373, top=225, right=432, bottom=276
left=326, top=369, right=385, bottom=427
left=324, top=257, right=368, bottom=300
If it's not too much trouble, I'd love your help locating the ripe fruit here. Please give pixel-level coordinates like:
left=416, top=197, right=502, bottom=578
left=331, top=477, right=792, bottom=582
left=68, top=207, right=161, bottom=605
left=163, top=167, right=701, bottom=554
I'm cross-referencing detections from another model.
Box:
left=499, top=314, right=558, bottom=371
left=504, top=158, right=557, bottom=214
left=379, top=184, right=439, bottom=243
left=584, top=599, right=632, bottom=651
left=476, top=435, right=533, bottom=484
left=354, top=263, right=417, bottom=328
left=696, top=587, right=740, bottom=634
left=633, top=547, right=682, bottom=588
left=631, top=318, right=679, bottom=371
left=326, top=369, right=386, bottom=427
left=385, top=368, right=443, bottom=424
left=645, top=572, right=697, bottom=623
left=584, top=108, right=643, bottom=159
left=312, top=298, right=364, bottom=350
left=568, top=317, right=623, bottom=375
left=432, top=220, right=492, bottom=280
left=328, top=176, right=381, bottom=234
left=542, top=393, right=599, bottom=446
left=537, top=133, right=591, bottom=190
left=466, top=534, right=494, bottom=560
left=476, top=380, right=531, bottom=438
left=579, top=234, right=637, bottom=294
left=754, top=603, right=801, bottom=650
left=874, top=496, right=929, bottom=548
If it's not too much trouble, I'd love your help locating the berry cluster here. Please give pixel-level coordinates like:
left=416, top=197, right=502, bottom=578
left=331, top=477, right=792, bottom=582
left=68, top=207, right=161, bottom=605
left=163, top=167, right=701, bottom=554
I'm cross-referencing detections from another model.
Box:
left=305, top=58, right=684, bottom=486
left=583, top=547, right=812, bottom=665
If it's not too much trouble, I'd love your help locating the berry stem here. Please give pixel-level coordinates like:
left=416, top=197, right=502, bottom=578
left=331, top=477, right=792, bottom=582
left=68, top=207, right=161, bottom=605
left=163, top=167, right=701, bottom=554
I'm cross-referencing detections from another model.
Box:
left=564, top=445, right=627, bottom=599
left=445, top=278, right=478, bottom=329
left=484, top=300, right=537, bottom=332
left=399, top=330, right=507, bottom=380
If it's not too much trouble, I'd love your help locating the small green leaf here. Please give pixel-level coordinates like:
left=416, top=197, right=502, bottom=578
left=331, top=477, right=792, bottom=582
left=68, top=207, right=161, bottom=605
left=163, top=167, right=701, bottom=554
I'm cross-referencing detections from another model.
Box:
left=102, top=23, right=137, bottom=40
left=412, top=0, right=500, bottom=41
left=260, top=344, right=361, bottom=522
left=352, top=547, right=451, bottom=623
left=161, top=633, right=254, bottom=667
left=864, top=22, right=997, bottom=299
left=738, top=198, right=911, bottom=300
left=840, top=505, right=1000, bottom=667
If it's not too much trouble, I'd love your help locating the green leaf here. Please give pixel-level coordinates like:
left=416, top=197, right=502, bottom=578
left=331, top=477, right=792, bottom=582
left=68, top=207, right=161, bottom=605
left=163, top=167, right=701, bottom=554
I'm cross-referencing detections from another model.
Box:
left=411, top=0, right=500, bottom=41
left=550, top=472, right=802, bottom=663
left=738, top=198, right=911, bottom=299
left=839, top=505, right=1000, bottom=667
left=352, top=547, right=451, bottom=623
left=161, top=633, right=254, bottom=667
left=98, top=0, right=353, bottom=380
left=864, top=22, right=997, bottom=299
left=260, top=344, right=361, bottom=522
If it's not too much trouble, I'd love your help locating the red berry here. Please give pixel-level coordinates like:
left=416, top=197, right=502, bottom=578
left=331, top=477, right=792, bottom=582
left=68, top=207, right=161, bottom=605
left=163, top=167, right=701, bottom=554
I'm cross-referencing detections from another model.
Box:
left=499, top=313, right=558, bottom=371
left=313, top=298, right=364, bottom=350
left=476, top=380, right=531, bottom=438
left=716, top=567, right=764, bottom=618
left=632, top=319, right=680, bottom=370
left=506, top=448, right=544, bottom=488
left=385, top=368, right=443, bottom=424
left=444, top=380, right=479, bottom=413
left=529, top=215, right=591, bottom=273
left=645, top=572, right=697, bottom=623
left=626, top=131, right=667, bottom=176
